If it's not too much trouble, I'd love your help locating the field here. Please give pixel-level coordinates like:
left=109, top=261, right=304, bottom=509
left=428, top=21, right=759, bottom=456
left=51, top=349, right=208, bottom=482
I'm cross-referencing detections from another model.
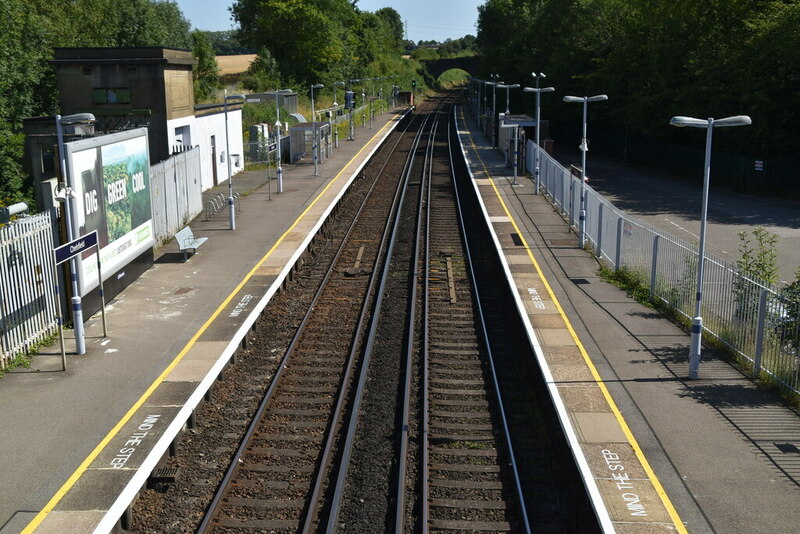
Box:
left=216, top=54, right=257, bottom=75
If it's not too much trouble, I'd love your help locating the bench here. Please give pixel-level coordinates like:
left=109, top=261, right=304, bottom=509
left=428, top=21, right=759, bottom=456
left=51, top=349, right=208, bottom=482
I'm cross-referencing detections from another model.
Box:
left=174, top=226, right=208, bottom=261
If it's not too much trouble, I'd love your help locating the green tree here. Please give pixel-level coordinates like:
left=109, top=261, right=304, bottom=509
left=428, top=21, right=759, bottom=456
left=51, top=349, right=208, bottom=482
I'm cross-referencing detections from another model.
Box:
left=243, top=47, right=282, bottom=92
left=232, top=0, right=358, bottom=84
left=374, top=7, right=404, bottom=53
left=0, top=0, right=55, bottom=205
left=475, top=0, right=800, bottom=155
left=191, top=30, right=221, bottom=103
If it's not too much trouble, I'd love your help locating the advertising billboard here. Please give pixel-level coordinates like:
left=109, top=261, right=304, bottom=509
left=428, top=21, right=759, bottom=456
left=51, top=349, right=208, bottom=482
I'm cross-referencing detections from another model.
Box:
left=64, top=128, right=154, bottom=295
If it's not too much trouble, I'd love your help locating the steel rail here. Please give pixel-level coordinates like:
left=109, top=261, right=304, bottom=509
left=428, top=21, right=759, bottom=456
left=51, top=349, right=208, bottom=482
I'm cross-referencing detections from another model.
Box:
left=299, top=110, right=429, bottom=532
left=197, top=110, right=418, bottom=534
left=394, top=96, right=448, bottom=533
left=325, top=106, right=440, bottom=533
left=445, top=106, right=532, bottom=532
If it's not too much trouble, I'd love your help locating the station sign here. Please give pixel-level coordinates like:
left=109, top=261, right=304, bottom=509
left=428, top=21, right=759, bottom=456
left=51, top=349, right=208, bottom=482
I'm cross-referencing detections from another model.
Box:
left=55, top=230, right=98, bottom=265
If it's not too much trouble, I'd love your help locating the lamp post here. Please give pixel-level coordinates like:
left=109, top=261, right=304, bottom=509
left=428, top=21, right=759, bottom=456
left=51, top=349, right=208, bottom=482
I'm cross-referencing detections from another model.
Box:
left=55, top=112, right=96, bottom=355
left=275, top=118, right=284, bottom=193
left=368, top=78, right=374, bottom=129
left=310, top=83, right=324, bottom=176
left=334, top=81, right=345, bottom=148
left=562, top=94, right=608, bottom=248
left=224, top=91, right=245, bottom=230
left=497, top=83, right=520, bottom=115
left=523, top=73, right=555, bottom=195
left=670, top=114, right=752, bottom=379
left=274, top=89, right=290, bottom=194
left=483, top=78, right=495, bottom=138
left=491, top=74, right=500, bottom=147
left=476, top=79, right=483, bottom=126
left=349, top=78, right=359, bottom=140
left=496, top=83, right=520, bottom=171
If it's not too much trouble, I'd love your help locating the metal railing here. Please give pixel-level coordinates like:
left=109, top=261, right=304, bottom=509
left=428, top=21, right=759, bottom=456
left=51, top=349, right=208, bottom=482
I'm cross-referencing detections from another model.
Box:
left=529, top=140, right=800, bottom=395
left=0, top=210, right=59, bottom=367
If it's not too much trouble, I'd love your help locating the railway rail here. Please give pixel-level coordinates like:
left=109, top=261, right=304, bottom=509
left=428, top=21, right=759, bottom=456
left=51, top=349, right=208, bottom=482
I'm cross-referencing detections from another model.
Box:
left=131, top=92, right=595, bottom=533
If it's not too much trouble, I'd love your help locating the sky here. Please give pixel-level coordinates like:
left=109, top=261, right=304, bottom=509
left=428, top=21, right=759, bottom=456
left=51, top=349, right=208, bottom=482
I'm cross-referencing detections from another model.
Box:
left=175, top=0, right=483, bottom=43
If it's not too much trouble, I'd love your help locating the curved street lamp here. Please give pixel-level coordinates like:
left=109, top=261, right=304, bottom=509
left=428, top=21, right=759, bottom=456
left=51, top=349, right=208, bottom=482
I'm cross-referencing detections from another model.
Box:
left=523, top=72, right=555, bottom=195
left=670, top=114, right=752, bottom=379
left=562, top=94, right=608, bottom=247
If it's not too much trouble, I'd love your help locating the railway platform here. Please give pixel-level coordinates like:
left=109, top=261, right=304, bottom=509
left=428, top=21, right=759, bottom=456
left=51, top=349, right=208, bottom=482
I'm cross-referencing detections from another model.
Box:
left=455, top=107, right=800, bottom=533
left=0, top=110, right=408, bottom=534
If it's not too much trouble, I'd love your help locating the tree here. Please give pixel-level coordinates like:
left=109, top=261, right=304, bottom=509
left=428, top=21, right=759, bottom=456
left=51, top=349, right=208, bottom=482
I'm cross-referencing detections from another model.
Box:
left=192, top=30, right=221, bottom=103
left=232, top=0, right=358, bottom=84
left=475, top=0, right=800, bottom=155
left=0, top=0, right=56, bottom=205
left=243, top=47, right=281, bottom=92
left=374, top=7, right=404, bottom=52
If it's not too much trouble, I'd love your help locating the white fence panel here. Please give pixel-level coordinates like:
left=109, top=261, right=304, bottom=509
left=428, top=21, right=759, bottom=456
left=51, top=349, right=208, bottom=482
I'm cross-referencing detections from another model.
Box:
left=150, top=147, right=202, bottom=243
left=0, top=210, right=59, bottom=367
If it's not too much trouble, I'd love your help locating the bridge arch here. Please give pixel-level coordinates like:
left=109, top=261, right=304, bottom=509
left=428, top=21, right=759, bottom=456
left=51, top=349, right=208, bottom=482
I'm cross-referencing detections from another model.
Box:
left=421, top=56, right=481, bottom=79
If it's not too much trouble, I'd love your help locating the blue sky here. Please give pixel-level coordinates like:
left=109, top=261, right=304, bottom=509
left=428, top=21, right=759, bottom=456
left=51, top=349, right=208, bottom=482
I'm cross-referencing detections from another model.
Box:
left=175, top=0, right=483, bottom=42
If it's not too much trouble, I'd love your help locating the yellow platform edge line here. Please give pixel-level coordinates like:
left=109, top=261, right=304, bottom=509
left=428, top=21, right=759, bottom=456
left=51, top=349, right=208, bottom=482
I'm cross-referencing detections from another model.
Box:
left=23, top=116, right=399, bottom=533
left=458, top=109, right=687, bottom=534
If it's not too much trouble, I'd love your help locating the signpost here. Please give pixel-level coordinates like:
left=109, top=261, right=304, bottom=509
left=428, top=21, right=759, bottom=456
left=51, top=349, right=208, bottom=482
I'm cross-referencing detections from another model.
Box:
left=53, top=230, right=107, bottom=370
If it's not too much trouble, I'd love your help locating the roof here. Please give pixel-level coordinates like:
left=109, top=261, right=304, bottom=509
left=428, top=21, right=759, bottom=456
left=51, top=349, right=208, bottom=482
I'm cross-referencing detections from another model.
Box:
left=53, top=47, right=195, bottom=67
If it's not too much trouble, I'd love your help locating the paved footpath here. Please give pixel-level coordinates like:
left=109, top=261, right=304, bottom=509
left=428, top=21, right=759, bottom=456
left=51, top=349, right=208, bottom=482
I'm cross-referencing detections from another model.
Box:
left=458, top=106, right=800, bottom=533
left=0, top=111, right=405, bottom=534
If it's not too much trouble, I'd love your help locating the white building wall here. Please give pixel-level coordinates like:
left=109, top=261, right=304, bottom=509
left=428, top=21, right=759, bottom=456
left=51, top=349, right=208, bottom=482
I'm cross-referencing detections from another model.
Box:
left=167, top=108, right=244, bottom=192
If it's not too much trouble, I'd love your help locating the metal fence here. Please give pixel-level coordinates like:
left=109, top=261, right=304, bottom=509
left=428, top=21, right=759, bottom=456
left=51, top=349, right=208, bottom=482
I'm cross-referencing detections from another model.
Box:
left=0, top=209, right=60, bottom=367
left=150, top=147, right=203, bottom=243
left=528, top=140, right=800, bottom=395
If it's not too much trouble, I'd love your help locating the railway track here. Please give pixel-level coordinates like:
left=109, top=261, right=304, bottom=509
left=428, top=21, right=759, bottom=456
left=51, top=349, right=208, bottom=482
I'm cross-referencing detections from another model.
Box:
left=418, top=103, right=529, bottom=533
left=327, top=93, right=530, bottom=533
left=195, top=106, right=425, bottom=532
left=132, top=92, right=596, bottom=533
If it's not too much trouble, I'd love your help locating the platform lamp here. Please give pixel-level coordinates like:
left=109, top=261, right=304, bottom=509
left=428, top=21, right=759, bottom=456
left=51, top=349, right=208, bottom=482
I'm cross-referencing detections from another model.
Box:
left=483, top=78, right=495, bottom=137
left=333, top=81, right=345, bottom=148
left=310, top=83, right=324, bottom=176
left=490, top=74, right=500, bottom=147
left=476, top=79, right=483, bottom=127
left=562, top=94, right=608, bottom=248
left=224, top=91, right=246, bottom=229
left=523, top=73, right=555, bottom=195
left=55, top=112, right=96, bottom=355
left=349, top=78, right=360, bottom=141
left=497, top=83, right=520, bottom=115
left=670, top=114, right=751, bottom=379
